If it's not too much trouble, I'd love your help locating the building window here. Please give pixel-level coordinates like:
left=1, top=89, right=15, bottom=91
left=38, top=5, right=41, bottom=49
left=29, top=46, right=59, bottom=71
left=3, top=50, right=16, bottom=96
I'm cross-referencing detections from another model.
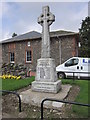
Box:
left=10, top=52, right=15, bottom=63
left=78, top=42, right=81, bottom=47
left=27, top=41, right=30, bottom=47
left=26, top=51, right=32, bottom=62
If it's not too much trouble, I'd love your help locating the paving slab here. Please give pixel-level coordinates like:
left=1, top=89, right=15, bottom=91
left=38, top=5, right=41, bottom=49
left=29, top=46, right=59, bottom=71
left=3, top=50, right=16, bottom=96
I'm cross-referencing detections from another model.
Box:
left=0, top=115, right=2, bottom=120
left=20, top=84, right=72, bottom=110
left=2, top=113, right=17, bottom=118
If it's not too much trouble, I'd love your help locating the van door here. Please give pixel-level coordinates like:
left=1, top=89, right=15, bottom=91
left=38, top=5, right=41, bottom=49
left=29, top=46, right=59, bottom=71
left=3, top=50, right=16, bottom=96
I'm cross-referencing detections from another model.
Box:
left=76, top=58, right=81, bottom=79
left=64, top=58, right=79, bottom=78
left=78, top=58, right=89, bottom=79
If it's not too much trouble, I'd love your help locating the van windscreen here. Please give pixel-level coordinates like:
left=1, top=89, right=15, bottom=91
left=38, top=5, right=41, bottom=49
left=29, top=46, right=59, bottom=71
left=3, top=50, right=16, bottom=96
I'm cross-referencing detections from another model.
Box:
left=65, top=58, right=79, bottom=67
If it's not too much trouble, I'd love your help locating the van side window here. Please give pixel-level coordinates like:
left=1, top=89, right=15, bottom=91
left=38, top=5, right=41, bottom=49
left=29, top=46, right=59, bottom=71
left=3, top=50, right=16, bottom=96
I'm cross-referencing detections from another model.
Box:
left=65, top=58, right=79, bottom=67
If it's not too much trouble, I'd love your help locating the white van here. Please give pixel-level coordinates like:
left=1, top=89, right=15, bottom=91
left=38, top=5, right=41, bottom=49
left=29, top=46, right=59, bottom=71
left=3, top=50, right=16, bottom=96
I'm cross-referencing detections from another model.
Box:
left=56, top=57, right=90, bottom=79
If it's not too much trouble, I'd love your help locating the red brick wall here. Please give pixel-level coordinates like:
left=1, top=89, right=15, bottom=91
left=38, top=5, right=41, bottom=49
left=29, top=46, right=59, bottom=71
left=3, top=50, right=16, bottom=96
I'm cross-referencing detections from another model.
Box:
left=27, top=70, right=36, bottom=77
left=72, top=36, right=78, bottom=57
left=2, top=35, right=79, bottom=71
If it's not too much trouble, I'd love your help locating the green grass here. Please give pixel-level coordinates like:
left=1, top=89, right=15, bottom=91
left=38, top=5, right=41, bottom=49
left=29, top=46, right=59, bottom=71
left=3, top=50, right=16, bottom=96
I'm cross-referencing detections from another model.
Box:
left=1, top=77, right=89, bottom=117
left=62, top=79, right=89, bottom=117
left=1, top=77, right=35, bottom=91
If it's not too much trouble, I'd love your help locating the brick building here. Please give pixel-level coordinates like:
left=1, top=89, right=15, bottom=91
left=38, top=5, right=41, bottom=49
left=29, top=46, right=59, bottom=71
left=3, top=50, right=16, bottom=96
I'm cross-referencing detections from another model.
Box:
left=1, top=30, right=79, bottom=75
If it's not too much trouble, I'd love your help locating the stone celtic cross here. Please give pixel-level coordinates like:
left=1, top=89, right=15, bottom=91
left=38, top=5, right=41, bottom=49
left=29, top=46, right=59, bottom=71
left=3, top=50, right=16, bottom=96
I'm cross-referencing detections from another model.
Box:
left=32, top=6, right=61, bottom=93
left=38, top=6, right=55, bottom=58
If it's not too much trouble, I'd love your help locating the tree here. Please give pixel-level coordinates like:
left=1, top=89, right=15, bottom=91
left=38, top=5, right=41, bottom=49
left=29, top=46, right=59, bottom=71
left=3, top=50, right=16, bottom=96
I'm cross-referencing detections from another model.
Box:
left=12, top=33, right=17, bottom=37
left=79, top=16, right=90, bottom=57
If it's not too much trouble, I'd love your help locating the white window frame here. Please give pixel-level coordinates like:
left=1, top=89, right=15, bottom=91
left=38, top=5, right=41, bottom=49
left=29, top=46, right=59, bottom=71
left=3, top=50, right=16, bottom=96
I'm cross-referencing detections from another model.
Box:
left=26, top=51, right=32, bottom=63
left=27, top=41, right=30, bottom=47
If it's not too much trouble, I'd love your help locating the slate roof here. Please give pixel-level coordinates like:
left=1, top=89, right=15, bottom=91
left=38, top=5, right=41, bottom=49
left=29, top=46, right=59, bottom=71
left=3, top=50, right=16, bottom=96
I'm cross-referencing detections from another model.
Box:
left=50, top=30, right=78, bottom=37
left=1, top=31, right=41, bottom=44
left=1, top=30, right=78, bottom=44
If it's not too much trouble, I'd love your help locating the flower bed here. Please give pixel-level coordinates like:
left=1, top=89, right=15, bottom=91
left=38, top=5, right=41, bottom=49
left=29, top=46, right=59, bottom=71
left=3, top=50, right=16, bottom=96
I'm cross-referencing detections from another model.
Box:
left=1, top=63, right=27, bottom=78
left=0, top=75, right=21, bottom=80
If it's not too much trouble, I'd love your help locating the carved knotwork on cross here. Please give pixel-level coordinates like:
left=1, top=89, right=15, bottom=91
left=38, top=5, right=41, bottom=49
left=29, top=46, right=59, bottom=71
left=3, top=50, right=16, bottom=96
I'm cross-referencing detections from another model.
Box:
left=38, top=6, right=55, bottom=26
left=37, top=6, right=55, bottom=58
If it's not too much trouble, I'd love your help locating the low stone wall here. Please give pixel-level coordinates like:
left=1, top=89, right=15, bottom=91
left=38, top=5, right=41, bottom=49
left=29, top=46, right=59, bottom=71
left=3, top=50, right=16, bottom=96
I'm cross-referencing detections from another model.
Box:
left=1, top=63, right=27, bottom=79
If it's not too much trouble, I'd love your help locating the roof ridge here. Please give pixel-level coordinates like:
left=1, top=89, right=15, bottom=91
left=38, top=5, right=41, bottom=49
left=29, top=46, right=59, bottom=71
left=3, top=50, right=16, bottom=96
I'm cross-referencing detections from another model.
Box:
left=1, top=30, right=78, bottom=44
left=2, top=31, right=41, bottom=43
left=13, top=30, right=41, bottom=37
left=50, top=29, right=76, bottom=33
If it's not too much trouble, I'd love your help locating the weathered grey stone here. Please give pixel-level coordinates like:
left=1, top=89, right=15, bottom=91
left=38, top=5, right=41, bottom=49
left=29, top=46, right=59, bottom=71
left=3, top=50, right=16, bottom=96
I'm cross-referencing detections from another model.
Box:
left=35, top=58, right=57, bottom=82
left=32, top=80, right=61, bottom=93
left=38, top=6, right=55, bottom=58
left=52, top=102, right=64, bottom=108
left=20, top=85, right=72, bottom=109
left=32, top=6, right=61, bottom=93
left=2, top=32, right=78, bottom=72
left=0, top=96, right=2, bottom=120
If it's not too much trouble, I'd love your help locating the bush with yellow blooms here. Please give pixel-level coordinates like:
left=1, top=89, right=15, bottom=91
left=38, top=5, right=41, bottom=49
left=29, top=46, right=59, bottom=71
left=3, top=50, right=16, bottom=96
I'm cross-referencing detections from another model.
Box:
left=0, top=75, right=21, bottom=80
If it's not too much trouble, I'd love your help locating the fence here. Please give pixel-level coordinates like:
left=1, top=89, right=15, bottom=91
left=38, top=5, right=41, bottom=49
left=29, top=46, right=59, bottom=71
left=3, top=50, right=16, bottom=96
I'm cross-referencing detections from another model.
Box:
left=41, top=98, right=90, bottom=120
left=0, top=90, right=21, bottom=112
left=1, top=91, right=90, bottom=119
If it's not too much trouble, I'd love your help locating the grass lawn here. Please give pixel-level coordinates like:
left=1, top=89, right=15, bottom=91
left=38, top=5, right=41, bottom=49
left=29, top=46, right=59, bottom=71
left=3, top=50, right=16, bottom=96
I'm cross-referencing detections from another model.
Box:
left=62, top=79, right=89, bottom=117
left=1, top=77, right=89, bottom=117
left=1, top=76, right=35, bottom=91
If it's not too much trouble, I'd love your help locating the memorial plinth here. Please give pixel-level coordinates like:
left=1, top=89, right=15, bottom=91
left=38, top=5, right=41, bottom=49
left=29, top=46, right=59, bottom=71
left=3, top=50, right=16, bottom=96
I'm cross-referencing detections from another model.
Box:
left=32, top=6, right=61, bottom=93
left=32, top=58, right=61, bottom=93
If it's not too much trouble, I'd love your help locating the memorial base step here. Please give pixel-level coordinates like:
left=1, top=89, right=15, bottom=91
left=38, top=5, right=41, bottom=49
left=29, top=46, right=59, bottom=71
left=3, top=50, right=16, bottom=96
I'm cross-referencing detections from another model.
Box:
left=31, top=80, right=61, bottom=93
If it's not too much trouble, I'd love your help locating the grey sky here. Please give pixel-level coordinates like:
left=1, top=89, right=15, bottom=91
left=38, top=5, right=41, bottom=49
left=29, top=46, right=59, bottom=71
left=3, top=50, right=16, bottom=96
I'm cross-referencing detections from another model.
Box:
left=0, top=1, right=89, bottom=41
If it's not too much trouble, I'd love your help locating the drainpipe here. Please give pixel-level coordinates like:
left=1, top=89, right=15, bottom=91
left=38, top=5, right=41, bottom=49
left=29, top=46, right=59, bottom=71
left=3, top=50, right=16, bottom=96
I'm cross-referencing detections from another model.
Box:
left=56, top=36, right=61, bottom=64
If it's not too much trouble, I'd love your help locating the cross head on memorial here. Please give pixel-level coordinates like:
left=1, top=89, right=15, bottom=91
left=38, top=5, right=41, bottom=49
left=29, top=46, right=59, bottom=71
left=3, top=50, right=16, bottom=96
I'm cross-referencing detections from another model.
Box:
left=38, top=6, right=55, bottom=58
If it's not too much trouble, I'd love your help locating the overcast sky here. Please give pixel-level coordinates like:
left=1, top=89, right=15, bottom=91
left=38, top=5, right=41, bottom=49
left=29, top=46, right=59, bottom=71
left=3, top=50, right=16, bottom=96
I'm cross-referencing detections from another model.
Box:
left=0, top=1, right=89, bottom=41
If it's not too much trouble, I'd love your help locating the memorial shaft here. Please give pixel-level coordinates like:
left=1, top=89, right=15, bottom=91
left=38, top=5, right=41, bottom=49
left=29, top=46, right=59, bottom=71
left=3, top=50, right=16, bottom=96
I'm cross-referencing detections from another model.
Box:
left=32, top=6, right=61, bottom=93
left=38, top=6, right=55, bottom=58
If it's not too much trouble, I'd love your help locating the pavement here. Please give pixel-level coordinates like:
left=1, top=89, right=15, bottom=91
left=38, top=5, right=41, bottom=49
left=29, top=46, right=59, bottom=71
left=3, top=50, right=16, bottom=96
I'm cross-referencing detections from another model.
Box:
left=2, top=113, right=19, bottom=119
left=0, top=114, right=2, bottom=120
left=0, top=103, right=2, bottom=120
left=20, top=84, right=72, bottom=110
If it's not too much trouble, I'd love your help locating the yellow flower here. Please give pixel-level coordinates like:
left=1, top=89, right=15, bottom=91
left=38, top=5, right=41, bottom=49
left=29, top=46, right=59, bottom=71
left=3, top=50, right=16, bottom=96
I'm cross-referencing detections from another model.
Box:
left=5, top=75, right=8, bottom=79
left=16, top=76, right=21, bottom=80
left=1, top=74, right=21, bottom=80
left=11, top=76, right=17, bottom=79
left=8, top=75, right=11, bottom=79
left=2, top=75, right=6, bottom=79
left=0, top=76, right=2, bottom=78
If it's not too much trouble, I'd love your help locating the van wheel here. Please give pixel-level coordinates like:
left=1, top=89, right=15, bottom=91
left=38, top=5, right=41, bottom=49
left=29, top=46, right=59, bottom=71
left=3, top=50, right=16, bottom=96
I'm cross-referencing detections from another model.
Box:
left=58, top=72, right=65, bottom=79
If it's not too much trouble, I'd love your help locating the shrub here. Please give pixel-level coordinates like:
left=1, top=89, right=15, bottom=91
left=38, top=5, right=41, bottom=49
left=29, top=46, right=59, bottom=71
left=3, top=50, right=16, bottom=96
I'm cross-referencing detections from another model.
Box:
left=0, top=75, right=21, bottom=80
